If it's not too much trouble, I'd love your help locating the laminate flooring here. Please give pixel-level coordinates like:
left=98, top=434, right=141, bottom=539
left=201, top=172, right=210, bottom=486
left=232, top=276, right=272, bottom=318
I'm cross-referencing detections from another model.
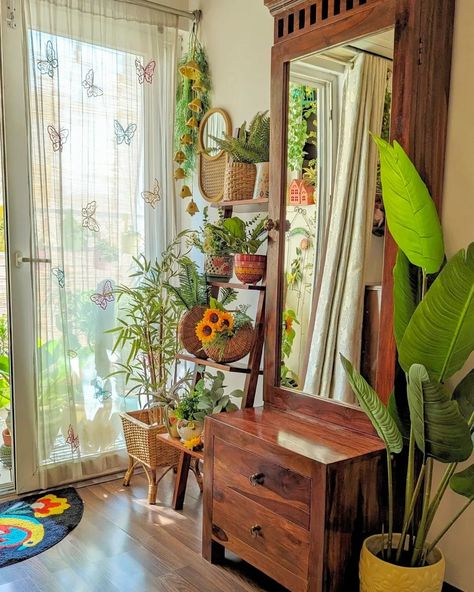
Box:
left=0, top=471, right=286, bottom=592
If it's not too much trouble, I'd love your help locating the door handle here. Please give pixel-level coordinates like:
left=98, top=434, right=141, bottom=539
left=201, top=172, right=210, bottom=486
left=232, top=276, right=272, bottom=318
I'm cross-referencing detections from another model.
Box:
left=14, top=251, right=51, bottom=268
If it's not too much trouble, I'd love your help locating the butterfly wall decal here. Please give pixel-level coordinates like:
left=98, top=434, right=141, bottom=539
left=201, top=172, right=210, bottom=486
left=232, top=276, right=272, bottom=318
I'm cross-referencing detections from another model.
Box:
left=82, top=69, right=103, bottom=98
left=135, top=58, right=156, bottom=84
left=81, top=201, right=100, bottom=233
left=51, top=267, right=65, bottom=288
left=114, top=120, right=137, bottom=146
left=92, top=377, right=112, bottom=402
left=90, top=280, right=114, bottom=310
left=37, top=40, right=58, bottom=78
left=65, top=424, right=80, bottom=452
left=48, top=125, right=69, bottom=152
left=141, top=178, right=161, bottom=209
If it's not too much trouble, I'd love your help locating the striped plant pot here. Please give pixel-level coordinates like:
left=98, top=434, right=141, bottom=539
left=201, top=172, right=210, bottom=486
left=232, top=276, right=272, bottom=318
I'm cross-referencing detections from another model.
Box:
left=234, top=254, right=266, bottom=285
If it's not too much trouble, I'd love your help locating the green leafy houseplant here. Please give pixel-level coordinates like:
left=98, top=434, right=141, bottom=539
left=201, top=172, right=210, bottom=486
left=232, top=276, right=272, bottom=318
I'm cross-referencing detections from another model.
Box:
left=214, top=215, right=268, bottom=255
left=185, top=371, right=243, bottom=423
left=108, top=232, right=193, bottom=407
left=191, top=207, right=232, bottom=257
left=287, top=83, right=317, bottom=173
left=341, top=137, right=473, bottom=571
left=211, top=111, right=270, bottom=164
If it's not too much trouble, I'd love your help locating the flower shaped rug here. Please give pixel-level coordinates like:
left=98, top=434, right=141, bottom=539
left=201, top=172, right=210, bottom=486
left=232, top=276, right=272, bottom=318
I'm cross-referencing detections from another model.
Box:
left=0, top=487, right=83, bottom=567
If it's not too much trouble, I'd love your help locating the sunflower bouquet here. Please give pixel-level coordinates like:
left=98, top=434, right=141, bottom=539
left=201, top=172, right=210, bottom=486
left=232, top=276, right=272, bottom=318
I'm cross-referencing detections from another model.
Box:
left=195, top=298, right=255, bottom=363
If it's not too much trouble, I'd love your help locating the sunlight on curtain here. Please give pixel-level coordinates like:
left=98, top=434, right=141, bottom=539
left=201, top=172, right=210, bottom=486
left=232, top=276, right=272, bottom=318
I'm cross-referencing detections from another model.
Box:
left=24, top=0, right=180, bottom=487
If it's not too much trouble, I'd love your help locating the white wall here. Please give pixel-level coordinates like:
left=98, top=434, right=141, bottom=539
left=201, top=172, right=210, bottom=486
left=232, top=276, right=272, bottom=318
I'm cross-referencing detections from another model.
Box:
left=186, top=1, right=473, bottom=587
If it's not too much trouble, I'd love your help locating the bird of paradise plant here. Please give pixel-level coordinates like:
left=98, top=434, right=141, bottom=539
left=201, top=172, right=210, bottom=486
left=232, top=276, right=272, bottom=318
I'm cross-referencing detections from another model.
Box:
left=341, top=136, right=473, bottom=567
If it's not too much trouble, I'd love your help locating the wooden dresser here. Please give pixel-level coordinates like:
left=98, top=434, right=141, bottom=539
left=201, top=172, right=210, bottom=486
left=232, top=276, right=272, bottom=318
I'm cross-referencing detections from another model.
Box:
left=203, top=407, right=385, bottom=592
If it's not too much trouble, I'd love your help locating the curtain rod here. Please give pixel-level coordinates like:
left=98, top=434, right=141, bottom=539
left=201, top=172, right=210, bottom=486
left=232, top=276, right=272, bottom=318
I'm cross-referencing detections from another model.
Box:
left=122, top=0, right=201, bottom=21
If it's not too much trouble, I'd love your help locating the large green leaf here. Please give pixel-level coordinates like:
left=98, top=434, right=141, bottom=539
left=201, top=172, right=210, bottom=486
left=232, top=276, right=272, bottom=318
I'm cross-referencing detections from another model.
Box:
left=453, top=370, right=474, bottom=424
left=450, top=465, right=474, bottom=500
left=399, top=244, right=474, bottom=381
left=393, top=249, right=419, bottom=348
left=387, top=366, right=411, bottom=440
left=340, top=355, right=403, bottom=454
left=373, top=136, right=444, bottom=273
left=407, top=364, right=473, bottom=463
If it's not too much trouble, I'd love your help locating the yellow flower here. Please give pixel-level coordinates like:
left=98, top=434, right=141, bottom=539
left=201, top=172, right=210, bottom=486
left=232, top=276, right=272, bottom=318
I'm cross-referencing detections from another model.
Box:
left=183, top=435, right=203, bottom=450
left=195, top=319, right=216, bottom=344
left=203, top=308, right=221, bottom=327
left=218, top=311, right=234, bottom=332
left=31, top=494, right=70, bottom=518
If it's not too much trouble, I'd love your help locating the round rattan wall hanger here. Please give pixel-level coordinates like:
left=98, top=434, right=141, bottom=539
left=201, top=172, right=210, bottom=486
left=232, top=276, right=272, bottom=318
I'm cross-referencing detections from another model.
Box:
left=198, top=108, right=232, bottom=203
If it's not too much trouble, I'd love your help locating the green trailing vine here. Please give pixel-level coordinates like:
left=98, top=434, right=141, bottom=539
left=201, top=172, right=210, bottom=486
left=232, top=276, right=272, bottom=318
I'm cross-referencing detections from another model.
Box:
left=287, top=83, right=317, bottom=174
left=175, top=27, right=212, bottom=178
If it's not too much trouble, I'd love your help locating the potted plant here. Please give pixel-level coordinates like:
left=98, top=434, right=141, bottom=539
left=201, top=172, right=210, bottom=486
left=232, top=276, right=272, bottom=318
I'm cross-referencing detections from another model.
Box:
left=212, top=111, right=270, bottom=201
left=108, top=232, right=195, bottom=503
left=195, top=298, right=255, bottom=363
left=191, top=207, right=234, bottom=281
left=210, top=215, right=268, bottom=284
left=175, top=372, right=243, bottom=444
left=340, top=137, right=474, bottom=591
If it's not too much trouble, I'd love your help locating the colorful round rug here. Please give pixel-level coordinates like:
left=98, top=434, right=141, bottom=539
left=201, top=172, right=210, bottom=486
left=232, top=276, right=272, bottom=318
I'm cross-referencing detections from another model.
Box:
left=0, top=487, right=83, bottom=567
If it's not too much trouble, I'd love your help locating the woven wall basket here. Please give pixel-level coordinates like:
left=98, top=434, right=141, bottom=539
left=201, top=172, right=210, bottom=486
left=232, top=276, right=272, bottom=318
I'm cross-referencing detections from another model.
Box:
left=178, top=305, right=207, bottom=359
left=223, top=161, right=256, bottom=201
left=204, top=323, right=255, bottom=363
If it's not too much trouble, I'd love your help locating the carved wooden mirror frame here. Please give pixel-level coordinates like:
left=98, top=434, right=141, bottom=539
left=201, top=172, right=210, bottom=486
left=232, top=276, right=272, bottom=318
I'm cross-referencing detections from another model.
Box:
left=263, top=0, right=456, bottom=430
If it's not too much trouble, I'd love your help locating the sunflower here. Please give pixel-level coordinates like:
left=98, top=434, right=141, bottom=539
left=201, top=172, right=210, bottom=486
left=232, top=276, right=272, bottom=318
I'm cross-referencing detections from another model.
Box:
left=195, top=319, right=216, bottom=344
left=183, top=435, right=203, bottom=451
left=218, top=311, right=234, bottom=332
left=203, top=308, right=221, bottom=327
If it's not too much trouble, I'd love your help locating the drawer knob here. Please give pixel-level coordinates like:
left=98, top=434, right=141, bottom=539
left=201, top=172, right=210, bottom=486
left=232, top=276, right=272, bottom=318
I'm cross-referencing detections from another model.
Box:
left=250, top=524, right=262, bottom=538
left=249, top=472, right=265, bottom=486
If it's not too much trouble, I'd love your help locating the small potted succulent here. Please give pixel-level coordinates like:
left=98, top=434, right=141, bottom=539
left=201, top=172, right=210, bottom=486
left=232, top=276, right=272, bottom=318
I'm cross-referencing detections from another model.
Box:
left=211, top=215, right=268, bottom=284
left=191, top=207, right=233, bottom=281
left=195, top=298, right=255, bottom=363
left=175, top=372, right=243, bottom=446
left=212, top=111, right=270, bottom=201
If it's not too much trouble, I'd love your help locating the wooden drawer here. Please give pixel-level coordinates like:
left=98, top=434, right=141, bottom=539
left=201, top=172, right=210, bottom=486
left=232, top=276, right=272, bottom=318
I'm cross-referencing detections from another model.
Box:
left=214, top=437, right=311, bottom=529
left=212, top=483, right=310, bottom=584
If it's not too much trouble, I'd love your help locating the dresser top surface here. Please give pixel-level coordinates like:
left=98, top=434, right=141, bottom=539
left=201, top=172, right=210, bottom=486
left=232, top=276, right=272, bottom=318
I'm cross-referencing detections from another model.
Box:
left=208, top=407, right=384, bottom=465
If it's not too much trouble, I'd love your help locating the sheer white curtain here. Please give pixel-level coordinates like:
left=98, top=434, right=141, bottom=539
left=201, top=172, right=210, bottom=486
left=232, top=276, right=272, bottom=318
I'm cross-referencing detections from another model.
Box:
left=303, top=53, right=389, bottom=403
left=24, top=0, right=180, bottom=487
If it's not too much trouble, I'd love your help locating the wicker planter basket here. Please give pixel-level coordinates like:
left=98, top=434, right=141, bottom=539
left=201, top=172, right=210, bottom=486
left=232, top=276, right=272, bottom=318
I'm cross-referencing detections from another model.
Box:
left=178, top=305, right=207, bottom=359
left=204, top=323, right=255, bottom=363
left=120, top=407, right=180, bottom=504
left=223, top=161, right=257, bottom=201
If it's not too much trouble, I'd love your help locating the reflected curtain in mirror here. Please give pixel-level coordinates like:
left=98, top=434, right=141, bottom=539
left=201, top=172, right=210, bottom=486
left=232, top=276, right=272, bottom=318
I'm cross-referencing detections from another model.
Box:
left=302, top=53, right=390, bottom=403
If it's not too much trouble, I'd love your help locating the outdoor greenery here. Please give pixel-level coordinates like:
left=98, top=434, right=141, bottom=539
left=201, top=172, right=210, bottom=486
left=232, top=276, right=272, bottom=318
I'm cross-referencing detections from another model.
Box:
left=341, top=136, right=474, bottom=567
left=211, top=111, right=270, bottom=164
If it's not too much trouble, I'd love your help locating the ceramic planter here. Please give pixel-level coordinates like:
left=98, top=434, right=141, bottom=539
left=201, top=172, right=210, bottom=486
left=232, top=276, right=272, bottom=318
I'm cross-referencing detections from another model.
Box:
left=253, top=161, right=270, bottom=199
left=165, top=407, right=180, bottom=439
left=205, top=254, right=234, bottom=281
left=177, top=419, right=204, bottom=442
left=234, top=254, right=266, bottom=284
left=359, top=535, right=445, bottom=592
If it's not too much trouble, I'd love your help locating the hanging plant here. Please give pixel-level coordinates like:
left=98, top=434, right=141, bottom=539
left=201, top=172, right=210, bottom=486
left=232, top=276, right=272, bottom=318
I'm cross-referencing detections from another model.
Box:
left=175, top=23, right=211, bottom=179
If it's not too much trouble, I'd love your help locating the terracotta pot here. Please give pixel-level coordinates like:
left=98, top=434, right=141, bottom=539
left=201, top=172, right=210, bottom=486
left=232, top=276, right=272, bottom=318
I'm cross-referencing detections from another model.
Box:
left=253, top=162, right=270, bottom=199
left=204, top=254, right=234, bottom=282
left=2, top=428, right=11, bottom=447
left=177, top=419, right=204, bottom=442
left=359, top=535, right=445, bottom=592
left=178, top=306, right=207, bottom=359
left=234, top=254, right=266, bottom=284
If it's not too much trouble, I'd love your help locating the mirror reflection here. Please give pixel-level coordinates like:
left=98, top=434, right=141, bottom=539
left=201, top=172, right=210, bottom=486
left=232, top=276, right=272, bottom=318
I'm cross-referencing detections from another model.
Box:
left=281, top=29, right=394, bottom=404
left=202, top=111, right=227, bottom=156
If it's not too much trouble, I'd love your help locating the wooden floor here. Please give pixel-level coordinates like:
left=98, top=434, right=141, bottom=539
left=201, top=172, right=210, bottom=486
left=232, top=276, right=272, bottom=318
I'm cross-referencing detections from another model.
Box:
left=0, top=471, right=287, bottom=592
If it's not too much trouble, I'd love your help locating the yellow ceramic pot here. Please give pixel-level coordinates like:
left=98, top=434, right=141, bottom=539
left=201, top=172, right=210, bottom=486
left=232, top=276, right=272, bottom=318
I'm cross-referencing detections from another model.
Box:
left=360, top=535, right=445, bottom=592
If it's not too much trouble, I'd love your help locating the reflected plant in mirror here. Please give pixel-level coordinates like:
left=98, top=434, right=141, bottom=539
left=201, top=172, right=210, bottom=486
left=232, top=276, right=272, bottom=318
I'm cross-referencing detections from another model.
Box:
left=280, top=29, right=395, bottom=404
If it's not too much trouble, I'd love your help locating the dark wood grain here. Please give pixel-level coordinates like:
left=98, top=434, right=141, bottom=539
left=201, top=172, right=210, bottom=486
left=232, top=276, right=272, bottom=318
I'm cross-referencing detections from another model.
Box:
left=172, top=452, right=191, bottom=511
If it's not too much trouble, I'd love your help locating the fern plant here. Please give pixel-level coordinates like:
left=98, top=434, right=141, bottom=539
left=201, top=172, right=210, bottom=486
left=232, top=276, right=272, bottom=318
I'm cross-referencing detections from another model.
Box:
left=211, top=111, right=270, bottom=164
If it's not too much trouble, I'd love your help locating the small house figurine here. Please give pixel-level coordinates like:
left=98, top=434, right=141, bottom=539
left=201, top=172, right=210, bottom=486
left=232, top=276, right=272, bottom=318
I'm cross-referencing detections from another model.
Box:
left=288, top=179, right=315, bottom=205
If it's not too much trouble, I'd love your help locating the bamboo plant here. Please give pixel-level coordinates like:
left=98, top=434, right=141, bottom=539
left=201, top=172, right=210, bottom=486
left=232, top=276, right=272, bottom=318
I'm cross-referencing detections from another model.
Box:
left=341, top=136, right=474, bottom=567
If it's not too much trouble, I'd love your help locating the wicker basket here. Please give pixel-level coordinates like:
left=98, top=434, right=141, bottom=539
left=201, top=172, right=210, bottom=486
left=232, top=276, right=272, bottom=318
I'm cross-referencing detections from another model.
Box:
left=204, top=323, right=256, bottom=363
left=223, top=161, right=257, bottom=201
left=120, top=407, right=180, bottom=504
left=178, top=306, right=207, bottom=359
